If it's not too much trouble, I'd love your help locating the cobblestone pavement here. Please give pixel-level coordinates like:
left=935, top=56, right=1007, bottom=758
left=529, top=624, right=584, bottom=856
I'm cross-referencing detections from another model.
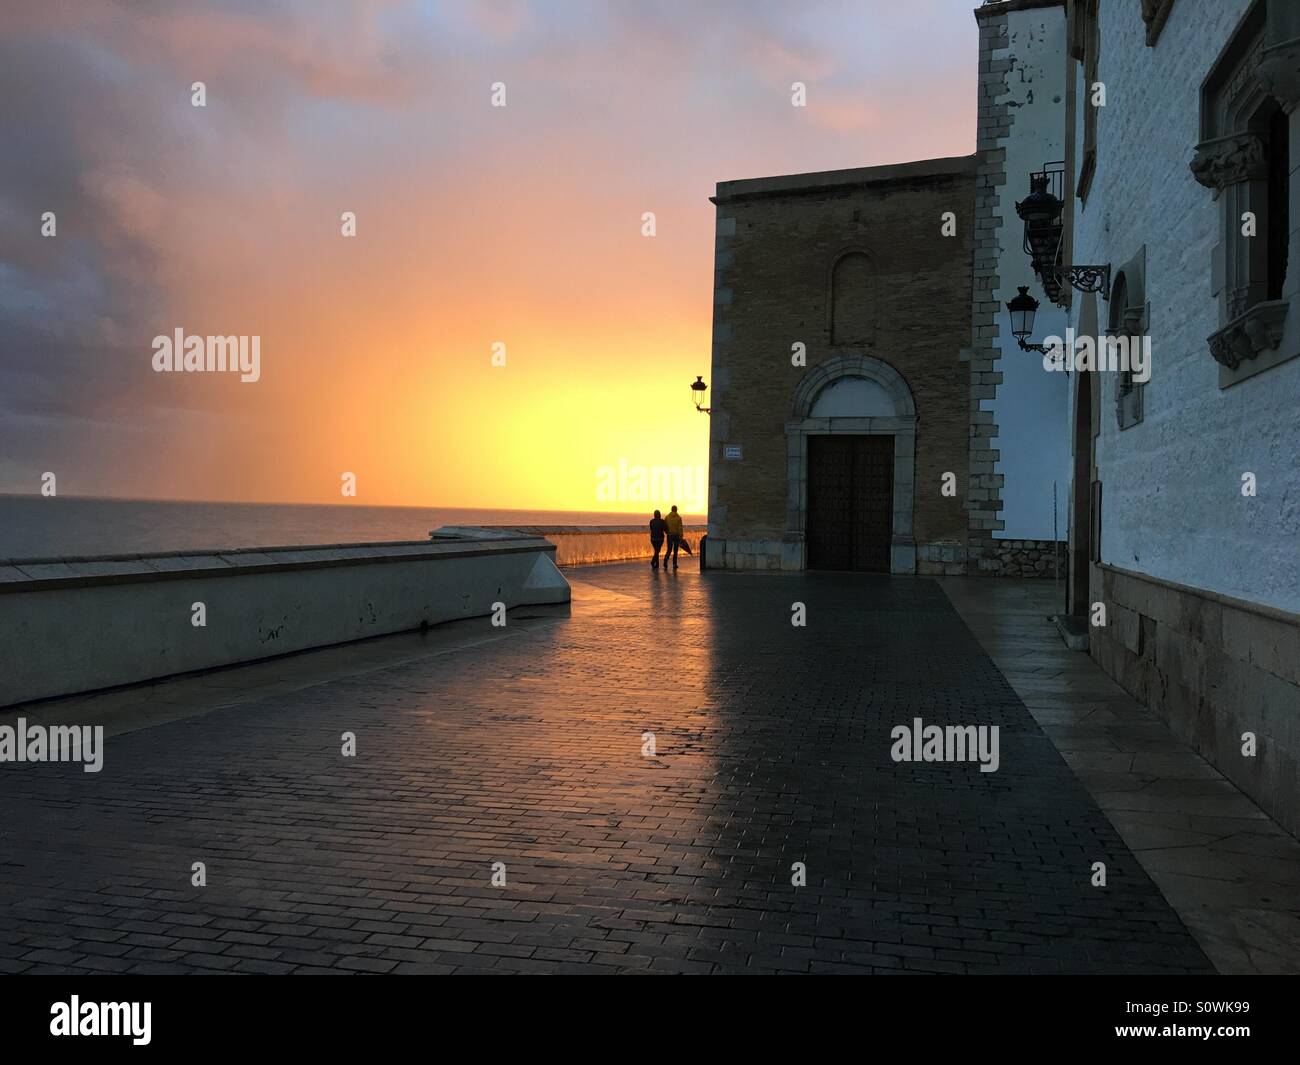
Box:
left=0, top=564, right=1213, bottom=974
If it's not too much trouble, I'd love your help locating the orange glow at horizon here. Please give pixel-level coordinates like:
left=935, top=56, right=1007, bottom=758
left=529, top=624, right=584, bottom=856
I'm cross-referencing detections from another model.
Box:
left=155, top=174, right=719, bottom=512
left=1, top=1, right=976, bottom=512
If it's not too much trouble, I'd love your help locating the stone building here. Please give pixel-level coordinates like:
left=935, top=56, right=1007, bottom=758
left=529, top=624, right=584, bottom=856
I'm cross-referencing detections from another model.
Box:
left=1046, top=0, right=1300, bottom=834
left=705, top=158, right=978, bottom=574
left=703, top=0, right=1072, bottom=576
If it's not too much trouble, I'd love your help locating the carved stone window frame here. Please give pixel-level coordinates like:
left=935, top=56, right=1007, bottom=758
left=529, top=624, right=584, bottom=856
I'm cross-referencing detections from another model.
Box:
left=1191, top=0, right=1300, bottom=387
left=1107, top=248, right=1149, bottom=430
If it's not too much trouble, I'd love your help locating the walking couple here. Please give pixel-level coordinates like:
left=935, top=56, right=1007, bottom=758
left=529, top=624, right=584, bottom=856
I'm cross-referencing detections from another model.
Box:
left=648, top=505, right=688, bottom=570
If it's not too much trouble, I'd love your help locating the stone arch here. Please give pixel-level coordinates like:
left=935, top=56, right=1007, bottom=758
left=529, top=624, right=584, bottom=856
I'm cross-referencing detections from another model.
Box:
left=792, top=353, right=915, bottom=418
left=785, top=354, right=918, bottom=573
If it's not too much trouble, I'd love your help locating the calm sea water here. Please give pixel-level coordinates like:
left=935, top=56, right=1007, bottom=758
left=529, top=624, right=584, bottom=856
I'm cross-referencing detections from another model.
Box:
left=0, top=496, right=704, bottom=561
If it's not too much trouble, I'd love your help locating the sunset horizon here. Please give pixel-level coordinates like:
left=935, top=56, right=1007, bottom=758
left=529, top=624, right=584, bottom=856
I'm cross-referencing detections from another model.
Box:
left=1, top=0, right=976, bottom=510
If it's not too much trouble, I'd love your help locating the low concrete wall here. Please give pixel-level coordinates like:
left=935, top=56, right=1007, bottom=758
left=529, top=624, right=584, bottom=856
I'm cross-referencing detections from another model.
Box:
left=1091, top=564, right=1300, bottom=840
left=439, top=525, right=706, bottom=567
left=0, top=529, right=569, bottom=707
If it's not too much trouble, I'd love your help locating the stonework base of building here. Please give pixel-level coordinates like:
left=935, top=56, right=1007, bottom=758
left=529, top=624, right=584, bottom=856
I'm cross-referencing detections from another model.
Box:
left=918, top=539, right=1067, bottom=577
left=703, top=537, right=802, bottom=572
left=703, top=537, right=921, bottom=573
left=702, top=536, right=1064, bottom=578
left=1090, top=564, right=1300, bottom=841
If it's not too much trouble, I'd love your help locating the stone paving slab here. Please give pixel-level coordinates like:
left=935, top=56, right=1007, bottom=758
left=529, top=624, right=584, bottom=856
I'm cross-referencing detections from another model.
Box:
left=940, top=576, right=1300, bottom=975
left=0, top=565, right=1212, bottom=973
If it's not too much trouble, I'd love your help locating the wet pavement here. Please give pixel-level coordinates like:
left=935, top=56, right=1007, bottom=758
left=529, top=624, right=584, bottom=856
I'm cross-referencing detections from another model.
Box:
left=0, top=562, right=1214, bottom=973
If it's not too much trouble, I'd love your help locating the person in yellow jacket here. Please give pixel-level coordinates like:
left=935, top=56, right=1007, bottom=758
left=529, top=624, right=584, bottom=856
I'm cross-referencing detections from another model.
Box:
left=663, top=505, right=684, bottom=569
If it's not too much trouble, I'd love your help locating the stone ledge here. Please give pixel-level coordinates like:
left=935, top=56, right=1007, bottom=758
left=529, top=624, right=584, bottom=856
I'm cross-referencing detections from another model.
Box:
left=1100, top=562, right=1299, bottom=628
left=1100, top=563, right=1300, bottom=688
left=713, top=154, right=978, bottom=204
left=0, top=531, right=571, bottom=707
left=1207, top=299, right=1289, bottom=371
left=0, top=533, right=557, bottom=594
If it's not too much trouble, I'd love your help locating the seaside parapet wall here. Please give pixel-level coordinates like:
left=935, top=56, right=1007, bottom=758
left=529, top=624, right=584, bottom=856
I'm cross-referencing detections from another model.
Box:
left=444, top=525, right=707, bottom=567
left=0, top=529, right=569, bottom=707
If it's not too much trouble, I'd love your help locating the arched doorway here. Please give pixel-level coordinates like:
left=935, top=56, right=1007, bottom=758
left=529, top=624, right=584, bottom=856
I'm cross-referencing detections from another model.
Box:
left=786, top=355, right=917, bottom=573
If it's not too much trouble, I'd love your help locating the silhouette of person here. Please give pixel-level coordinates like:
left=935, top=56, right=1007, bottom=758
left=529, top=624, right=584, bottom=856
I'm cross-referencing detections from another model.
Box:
left=663, top=505, right=683, bottom=569
left=648, top=509, right=668, bottom=569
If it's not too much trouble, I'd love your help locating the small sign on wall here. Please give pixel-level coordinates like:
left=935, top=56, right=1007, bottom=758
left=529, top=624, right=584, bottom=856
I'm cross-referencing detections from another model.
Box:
left=723, top=444, right=743, bottom=461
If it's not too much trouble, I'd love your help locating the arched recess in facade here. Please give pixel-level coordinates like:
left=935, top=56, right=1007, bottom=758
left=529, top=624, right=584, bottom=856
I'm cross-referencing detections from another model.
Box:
left=784, top=353, right=918, bottom=574
left=825, top=246, right=877, bottom=346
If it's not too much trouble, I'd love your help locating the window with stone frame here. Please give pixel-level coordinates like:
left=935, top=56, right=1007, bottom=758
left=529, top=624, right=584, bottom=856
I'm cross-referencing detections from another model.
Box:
left=1076, top=0, right=1100, bottom=203
left=1108, top=270, right=1145, bottom=430
left=1190, top=0, right=1300, bottom=387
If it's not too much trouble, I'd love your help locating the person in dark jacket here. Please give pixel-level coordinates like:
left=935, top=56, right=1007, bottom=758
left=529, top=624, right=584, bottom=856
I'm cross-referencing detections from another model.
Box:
left=648, top=510, right=668, bottom=569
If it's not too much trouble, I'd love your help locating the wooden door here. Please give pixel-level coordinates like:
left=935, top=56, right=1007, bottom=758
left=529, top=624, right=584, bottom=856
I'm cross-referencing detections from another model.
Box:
left=806, top=435, right=894, bottom=572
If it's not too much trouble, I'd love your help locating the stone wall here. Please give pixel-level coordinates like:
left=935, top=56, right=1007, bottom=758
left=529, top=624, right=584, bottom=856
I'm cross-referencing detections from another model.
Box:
left=981, top=538, right=1067, bottom=577
left=1070, top=0, right=1300, bottom=615
left=917, top=538, right=1066, bottom=576
left=0, top=531, right=570, bottom=707
left=1091, top=564, right=1300, bottom=838
left=707, top=157, right=977, bottom=570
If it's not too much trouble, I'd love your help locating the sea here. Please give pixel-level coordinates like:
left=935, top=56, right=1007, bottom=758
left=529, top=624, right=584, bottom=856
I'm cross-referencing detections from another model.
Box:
left=0, top=495, right=704, bottom=561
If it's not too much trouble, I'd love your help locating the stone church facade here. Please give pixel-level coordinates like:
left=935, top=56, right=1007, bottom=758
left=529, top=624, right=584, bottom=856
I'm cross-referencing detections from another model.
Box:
left=704, top=158, right=978, bottom=574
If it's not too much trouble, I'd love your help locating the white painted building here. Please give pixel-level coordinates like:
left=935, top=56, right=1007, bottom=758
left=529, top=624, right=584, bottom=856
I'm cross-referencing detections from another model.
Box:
left=975, top=0, right=1072, bottom=547
left=1042, top=0, right=1300, bottom=835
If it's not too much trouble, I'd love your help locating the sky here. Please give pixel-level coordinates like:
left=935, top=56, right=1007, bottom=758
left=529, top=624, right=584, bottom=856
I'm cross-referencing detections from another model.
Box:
left=0, top=0, right=977, bottom=512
